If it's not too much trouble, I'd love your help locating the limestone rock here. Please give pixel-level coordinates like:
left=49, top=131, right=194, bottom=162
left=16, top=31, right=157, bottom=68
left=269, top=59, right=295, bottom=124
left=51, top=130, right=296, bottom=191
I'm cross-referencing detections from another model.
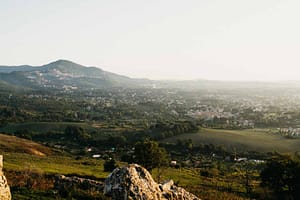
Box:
left=104, top=164, right=200, bottom=200
left=0, top=155, right=11, bottom=200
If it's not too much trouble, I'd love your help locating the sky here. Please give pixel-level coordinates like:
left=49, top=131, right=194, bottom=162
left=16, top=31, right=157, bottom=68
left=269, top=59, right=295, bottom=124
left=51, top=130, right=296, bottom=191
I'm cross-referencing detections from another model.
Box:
left=0, top=0, right=300, bottom=81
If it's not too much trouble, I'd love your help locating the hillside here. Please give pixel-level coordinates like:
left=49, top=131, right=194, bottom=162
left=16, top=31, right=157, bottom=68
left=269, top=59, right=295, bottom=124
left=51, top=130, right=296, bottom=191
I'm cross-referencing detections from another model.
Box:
left=0, top=134, right=52, bottom=156
left=0, top=60, right=151, bottom=90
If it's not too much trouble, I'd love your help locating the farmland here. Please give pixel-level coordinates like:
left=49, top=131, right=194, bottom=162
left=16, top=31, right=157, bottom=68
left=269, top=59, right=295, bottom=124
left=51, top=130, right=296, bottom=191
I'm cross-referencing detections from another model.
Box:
left=163, top=128, right=300, bottom=153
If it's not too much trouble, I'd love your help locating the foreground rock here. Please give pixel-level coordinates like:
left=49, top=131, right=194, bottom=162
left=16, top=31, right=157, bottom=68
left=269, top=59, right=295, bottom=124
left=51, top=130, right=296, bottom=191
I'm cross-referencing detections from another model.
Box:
left=104, top=164, right=201, bottom=200
left=0, top=155, right=11, bottom=200
left=54, top=175, right=104, bottom=193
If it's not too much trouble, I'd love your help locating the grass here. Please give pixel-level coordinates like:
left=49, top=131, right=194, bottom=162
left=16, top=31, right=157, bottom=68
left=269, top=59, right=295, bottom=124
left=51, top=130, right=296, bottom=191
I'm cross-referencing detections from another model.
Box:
left=0, top=133, right=109, bottom=178
left=4, top=152, right=250, bottom=200
left=3, top=152, right=108, bottom=178
left=0, top=130, right=267, bottom=199
left=152, top=166, right=252, bottom=200
left=11, top=188, right=65, bottom=200
left=0, top=133, right=52, bottom=156
left=163, top=128, right=300, bottom=153
left=0, top=133, right=111, bottom=199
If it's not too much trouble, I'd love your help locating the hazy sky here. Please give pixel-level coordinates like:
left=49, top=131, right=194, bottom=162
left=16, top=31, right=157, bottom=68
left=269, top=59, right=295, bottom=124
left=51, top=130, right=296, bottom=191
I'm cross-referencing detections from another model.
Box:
left=1, top=0, right=300, bottom=80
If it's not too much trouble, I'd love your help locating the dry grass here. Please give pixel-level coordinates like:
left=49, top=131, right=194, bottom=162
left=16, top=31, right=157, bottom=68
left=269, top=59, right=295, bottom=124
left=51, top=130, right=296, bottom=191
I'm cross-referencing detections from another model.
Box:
left=0, top=133, right=52, bottom=156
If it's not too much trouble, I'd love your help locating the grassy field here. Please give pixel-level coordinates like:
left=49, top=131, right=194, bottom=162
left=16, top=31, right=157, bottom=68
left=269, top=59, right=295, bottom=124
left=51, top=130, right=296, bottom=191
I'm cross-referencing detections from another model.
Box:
left=4, top=152, right=248, bottom=200
left=4, top=153, right=110, bottom=200
left=152, top=166, right=256, bottom=200
left=0, top=133, right=108, bottom=178
left=0, top=133, right=111, bottom=199
left=3, top=153, right=108, bottom=178
left=0, top=134, right=52, bottom=156
left=163, top=128, right=300, bottom=153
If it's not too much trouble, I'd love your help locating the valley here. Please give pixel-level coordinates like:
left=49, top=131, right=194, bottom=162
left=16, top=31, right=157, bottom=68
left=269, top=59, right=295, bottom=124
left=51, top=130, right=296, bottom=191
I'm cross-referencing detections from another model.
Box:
left=1, top=60, right=300, bottom=199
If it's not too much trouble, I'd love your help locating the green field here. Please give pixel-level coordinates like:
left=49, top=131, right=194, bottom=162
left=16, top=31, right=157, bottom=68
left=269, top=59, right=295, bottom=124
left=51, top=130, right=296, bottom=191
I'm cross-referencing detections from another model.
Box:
left=3, top=153, right=108, bottom=178
left=3, top=152, right=110, bottom=200
left=163, top=128, right=300, bottom=153
left=0, top=133, right=110, bottom=199
left=0, top=133, right=108, bottom=178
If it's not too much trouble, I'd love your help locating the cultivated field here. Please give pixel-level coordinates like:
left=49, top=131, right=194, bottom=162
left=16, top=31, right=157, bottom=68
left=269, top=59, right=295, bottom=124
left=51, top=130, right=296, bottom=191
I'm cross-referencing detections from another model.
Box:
left=163, top=128, right=300, bottom=153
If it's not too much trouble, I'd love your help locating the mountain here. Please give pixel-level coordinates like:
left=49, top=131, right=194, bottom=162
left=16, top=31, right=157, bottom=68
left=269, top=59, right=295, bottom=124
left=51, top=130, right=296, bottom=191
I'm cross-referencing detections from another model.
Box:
left=0, top=65, right=35, bottom=73
left=0, top=60, right=151, bottom=90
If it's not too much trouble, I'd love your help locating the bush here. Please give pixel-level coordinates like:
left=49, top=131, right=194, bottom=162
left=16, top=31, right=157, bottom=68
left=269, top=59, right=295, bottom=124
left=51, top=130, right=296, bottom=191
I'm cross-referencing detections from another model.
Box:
left=104, top=158, right=118, bottom=172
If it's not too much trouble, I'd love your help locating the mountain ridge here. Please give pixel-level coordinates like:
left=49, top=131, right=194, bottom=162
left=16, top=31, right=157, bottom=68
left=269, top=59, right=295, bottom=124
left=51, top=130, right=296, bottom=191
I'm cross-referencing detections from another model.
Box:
left=0, top=60, right=151, bottom=90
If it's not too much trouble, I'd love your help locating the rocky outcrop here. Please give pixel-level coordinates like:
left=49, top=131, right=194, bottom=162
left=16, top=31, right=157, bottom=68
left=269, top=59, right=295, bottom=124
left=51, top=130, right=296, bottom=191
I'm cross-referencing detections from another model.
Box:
left=54, top=175, right=104, bottom=192
left=0, top=155, right=11, bottom=200
left=104, top=164, right=201, bottom=200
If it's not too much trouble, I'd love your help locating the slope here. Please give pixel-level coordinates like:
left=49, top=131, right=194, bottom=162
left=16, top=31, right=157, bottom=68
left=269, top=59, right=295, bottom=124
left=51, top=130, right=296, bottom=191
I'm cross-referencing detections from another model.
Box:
left=0, top=59, right=151, bottom=90
left=0, top=134, right=52, bottom=156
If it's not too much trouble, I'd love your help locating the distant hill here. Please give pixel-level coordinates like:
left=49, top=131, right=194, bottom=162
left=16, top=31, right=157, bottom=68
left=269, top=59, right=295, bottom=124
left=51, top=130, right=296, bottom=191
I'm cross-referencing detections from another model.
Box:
left=0, top=60, right=152, bottom=90
left=0, top=134, right=52, bottom=156
left=0, top=65, right=35, bottom=73
left=3, top=60, right=298, bottom=92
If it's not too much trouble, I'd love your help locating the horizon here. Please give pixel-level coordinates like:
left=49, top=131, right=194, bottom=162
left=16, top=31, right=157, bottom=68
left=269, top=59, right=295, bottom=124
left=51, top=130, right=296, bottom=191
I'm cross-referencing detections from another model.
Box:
left=1, top=0, right=300, bottom=81
left=3, top=58, right=300, bottom=83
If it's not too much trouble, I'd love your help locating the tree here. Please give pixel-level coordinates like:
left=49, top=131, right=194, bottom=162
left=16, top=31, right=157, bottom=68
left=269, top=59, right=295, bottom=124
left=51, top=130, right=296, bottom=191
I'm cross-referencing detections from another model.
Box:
left=108, top=135, right=127, bottom=147
left=260, top=154, right=300, bottom=199
left=134, top=140, right=169, bottom=171
left=64, top=125, right=90, bottom=142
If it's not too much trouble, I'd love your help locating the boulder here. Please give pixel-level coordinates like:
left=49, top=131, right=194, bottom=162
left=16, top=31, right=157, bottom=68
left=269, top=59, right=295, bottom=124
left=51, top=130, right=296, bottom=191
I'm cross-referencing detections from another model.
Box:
left=104, top=164, right=200, bottom=200
left=0, top=155, right=11, bottom=200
